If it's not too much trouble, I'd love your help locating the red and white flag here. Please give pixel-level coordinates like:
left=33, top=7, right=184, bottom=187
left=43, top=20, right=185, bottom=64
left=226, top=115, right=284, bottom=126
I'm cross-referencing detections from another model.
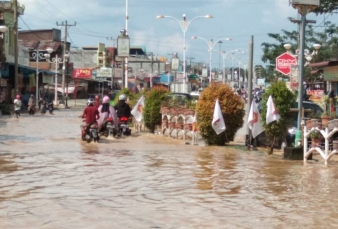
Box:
left=266, top=95, right=280, bottom=124
left=248, top=101, right=263, bottom=138
left=131, top=95, right=145, bottom=122
left=212, top=99, right=226, bottom=135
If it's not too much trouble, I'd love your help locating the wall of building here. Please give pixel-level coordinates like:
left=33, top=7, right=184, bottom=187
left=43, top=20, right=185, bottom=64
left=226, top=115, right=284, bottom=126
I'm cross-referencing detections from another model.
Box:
left=18, top=29, right=61, bottom=42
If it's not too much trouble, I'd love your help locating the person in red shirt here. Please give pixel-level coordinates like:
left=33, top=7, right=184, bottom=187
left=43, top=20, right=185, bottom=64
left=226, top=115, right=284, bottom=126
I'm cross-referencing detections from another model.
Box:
left=79, top=98, right=100, bottom=139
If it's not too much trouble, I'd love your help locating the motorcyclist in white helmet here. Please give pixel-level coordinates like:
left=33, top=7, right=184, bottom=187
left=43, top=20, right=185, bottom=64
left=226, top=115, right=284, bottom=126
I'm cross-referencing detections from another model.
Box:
left=114, top=94, right=131, bottom=119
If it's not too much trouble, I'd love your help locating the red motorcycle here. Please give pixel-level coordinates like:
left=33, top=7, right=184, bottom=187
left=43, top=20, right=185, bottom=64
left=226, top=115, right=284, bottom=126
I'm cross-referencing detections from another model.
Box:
left=81, top=120, right=100, bottom=143
left=118, top=116, right=131, bottom=136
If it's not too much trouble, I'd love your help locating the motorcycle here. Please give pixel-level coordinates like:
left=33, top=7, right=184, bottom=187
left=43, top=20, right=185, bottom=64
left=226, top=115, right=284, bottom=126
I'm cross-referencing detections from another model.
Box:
left=28, top=105, right=35, bottom=115
left=47, top=102, right=54, bottom=114
left=118, top=116, right=131, bottom=136
left=82, top=121, right=100, bottom=143
left=103, top=117, right=117, bottom=137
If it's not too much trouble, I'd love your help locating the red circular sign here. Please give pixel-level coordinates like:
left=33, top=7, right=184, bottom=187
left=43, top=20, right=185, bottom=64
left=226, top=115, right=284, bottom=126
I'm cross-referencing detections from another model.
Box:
left=275, top=53, right=297, bottom=75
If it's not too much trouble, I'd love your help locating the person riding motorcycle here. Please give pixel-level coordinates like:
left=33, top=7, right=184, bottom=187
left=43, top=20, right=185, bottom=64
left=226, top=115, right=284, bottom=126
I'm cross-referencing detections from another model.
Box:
left=114, top=94, right=131, bottom=119
left=97, top=95, right=119, bottom=133
left=79, top=98, right=100, bottom=139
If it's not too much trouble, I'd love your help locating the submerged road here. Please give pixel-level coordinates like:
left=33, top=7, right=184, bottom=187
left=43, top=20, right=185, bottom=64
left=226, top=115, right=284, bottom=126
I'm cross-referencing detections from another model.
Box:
left=1, top=110, right=338, bottom=229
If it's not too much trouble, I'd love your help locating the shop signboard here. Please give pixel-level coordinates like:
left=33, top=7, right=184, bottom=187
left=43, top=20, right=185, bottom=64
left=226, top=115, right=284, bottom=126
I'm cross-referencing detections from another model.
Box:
left=96, top=67, right=112, bottom=78
left=307, top=89, right=324, bottom=102
left=323, top=66, right=338, bottom=81
left=72, top=68, right=92, bottom=79
left=43, top=75, right=53, bottom=84
left=202, top=68, right=208, bottom=77
left=171, top=58, right=179, bottom=71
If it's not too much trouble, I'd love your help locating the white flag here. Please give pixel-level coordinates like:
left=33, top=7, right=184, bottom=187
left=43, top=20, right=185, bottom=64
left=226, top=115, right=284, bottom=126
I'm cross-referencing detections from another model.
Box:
left=266, top=95, right=280, bottom=124
left=212, top=99, right=226, bottom=135
left=248, top=101, right=263, bottom=138
left=131, top=95, right=145, bottom=122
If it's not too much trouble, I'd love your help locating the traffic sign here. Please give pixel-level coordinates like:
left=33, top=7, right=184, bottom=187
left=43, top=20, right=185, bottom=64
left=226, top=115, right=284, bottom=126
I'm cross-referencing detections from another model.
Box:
left=275, top=53, right=297, bottom=75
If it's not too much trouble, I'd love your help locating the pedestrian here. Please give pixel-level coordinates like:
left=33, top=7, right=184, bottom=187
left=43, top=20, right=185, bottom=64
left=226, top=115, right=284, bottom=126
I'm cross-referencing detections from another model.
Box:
left=94, top=95, right=100, bottom=110
left=27, top=94, right=36, bottom=115
left=13, top=94, right=22, bottom=118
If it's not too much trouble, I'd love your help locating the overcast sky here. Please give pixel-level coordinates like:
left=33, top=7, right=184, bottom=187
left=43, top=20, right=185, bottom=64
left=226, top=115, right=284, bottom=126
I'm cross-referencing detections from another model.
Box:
left=18, top=0, right=337, bottom=69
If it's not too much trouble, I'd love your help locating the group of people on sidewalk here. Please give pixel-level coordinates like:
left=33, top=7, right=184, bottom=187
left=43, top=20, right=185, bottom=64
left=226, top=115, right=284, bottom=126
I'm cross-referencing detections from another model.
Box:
left=12, top=92, right=55, bottom=118
left=79, top=94, right=132, bottom=138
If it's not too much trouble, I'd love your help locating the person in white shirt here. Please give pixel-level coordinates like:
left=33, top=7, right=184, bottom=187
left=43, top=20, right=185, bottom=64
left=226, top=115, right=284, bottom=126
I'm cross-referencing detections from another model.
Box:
left=13, top=94, right=22, bottom=118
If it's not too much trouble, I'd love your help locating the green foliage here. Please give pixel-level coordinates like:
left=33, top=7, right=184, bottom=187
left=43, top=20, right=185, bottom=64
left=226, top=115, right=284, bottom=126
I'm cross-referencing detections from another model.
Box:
left=260, top=22, right=338, bottom=83
left=196, top=83, right=245, bottom=146
left=309, top=130, right=324, bottom=139
left=114, top=88, right=133, bottom=105
left=143, top=87, right=169, bottom=133
left=260, top=82, right=296, bottom=153
left=313, top=0, right=338, bottom=14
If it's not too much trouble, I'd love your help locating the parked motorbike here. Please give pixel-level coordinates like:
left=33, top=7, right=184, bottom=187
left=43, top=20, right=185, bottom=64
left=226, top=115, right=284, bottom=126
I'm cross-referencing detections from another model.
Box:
left=82, top=121, right=100, bottom=143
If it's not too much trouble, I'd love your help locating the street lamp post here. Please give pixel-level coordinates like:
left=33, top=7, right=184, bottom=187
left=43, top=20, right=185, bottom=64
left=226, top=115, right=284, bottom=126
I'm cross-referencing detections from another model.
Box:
left=156, top=14, right=213, bottom=90
left=284, top=43, right=321, bottom=131
left=229, top=51, right=244, bottom=86
left=30, top=49, right=45, bottom=106
left=44, top=47, right=69, bottom=106
left=220, top=49, right=242, bottom=84
left=191, top=36, right=232, bottom=84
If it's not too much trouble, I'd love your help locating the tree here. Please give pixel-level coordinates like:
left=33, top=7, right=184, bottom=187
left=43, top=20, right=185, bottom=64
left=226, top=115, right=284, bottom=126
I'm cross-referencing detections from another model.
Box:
left=260, top=82, right=296, bottom=154
left=143, top=87, right=168, bottom=133
left=260, top=22, right=338, bottom=84
left=196, top=83, right=245, bottom=146
left=313, top=0, right=338, bottom=14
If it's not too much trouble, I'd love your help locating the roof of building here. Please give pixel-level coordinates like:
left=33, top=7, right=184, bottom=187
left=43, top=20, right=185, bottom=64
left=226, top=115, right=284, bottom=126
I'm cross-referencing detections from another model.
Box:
left=309, top=60, right=338, bottom=68
left=19, top=40, right=62, bottom=51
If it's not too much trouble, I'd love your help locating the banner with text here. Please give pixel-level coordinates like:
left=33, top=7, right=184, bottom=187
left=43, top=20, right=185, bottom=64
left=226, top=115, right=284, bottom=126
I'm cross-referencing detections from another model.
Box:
left=72, top=68, right=92, bottom=79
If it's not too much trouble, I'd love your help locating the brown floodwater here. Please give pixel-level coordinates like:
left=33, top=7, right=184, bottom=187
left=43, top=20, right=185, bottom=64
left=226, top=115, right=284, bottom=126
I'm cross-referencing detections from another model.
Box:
left=1, top=110, right=338, bottom=229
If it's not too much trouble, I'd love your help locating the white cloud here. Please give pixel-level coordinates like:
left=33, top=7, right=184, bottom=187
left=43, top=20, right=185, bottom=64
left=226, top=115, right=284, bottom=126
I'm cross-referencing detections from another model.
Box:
left=261, top=0, right=298, bottom=25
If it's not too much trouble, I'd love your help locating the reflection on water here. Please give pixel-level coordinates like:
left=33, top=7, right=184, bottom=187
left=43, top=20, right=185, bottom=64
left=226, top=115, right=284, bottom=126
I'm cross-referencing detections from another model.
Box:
left=1, top=111, right=338, bottom=228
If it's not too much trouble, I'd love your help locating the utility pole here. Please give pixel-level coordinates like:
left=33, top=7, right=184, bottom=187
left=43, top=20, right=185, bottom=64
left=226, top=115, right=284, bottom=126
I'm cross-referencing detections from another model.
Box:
left=57, top=20, right=76, bottom=106
left=14, top=0, right=18, bottom=94
left=186, top=57, right=194, bottom=74
left=151, top=53, right=153, bottom=88
left=218, top=40, right=222, bottom=71
left=247, top=35, right=254, bottom=137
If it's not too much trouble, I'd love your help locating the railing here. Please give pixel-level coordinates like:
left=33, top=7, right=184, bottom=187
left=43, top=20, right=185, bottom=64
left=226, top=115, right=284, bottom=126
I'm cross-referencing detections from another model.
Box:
left=304, top=119, right=338, bottom=165
left=161, top=106, right=198, bottom=144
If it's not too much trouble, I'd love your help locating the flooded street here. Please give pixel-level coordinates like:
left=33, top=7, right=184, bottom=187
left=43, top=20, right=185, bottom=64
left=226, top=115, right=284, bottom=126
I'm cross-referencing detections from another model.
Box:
left=1, top=110, right=338, bottom=229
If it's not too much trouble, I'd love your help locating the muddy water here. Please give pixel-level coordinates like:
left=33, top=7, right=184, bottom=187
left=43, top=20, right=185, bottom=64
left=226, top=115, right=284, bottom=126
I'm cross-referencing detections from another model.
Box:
left=1, top=110, right=338, bottom=229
